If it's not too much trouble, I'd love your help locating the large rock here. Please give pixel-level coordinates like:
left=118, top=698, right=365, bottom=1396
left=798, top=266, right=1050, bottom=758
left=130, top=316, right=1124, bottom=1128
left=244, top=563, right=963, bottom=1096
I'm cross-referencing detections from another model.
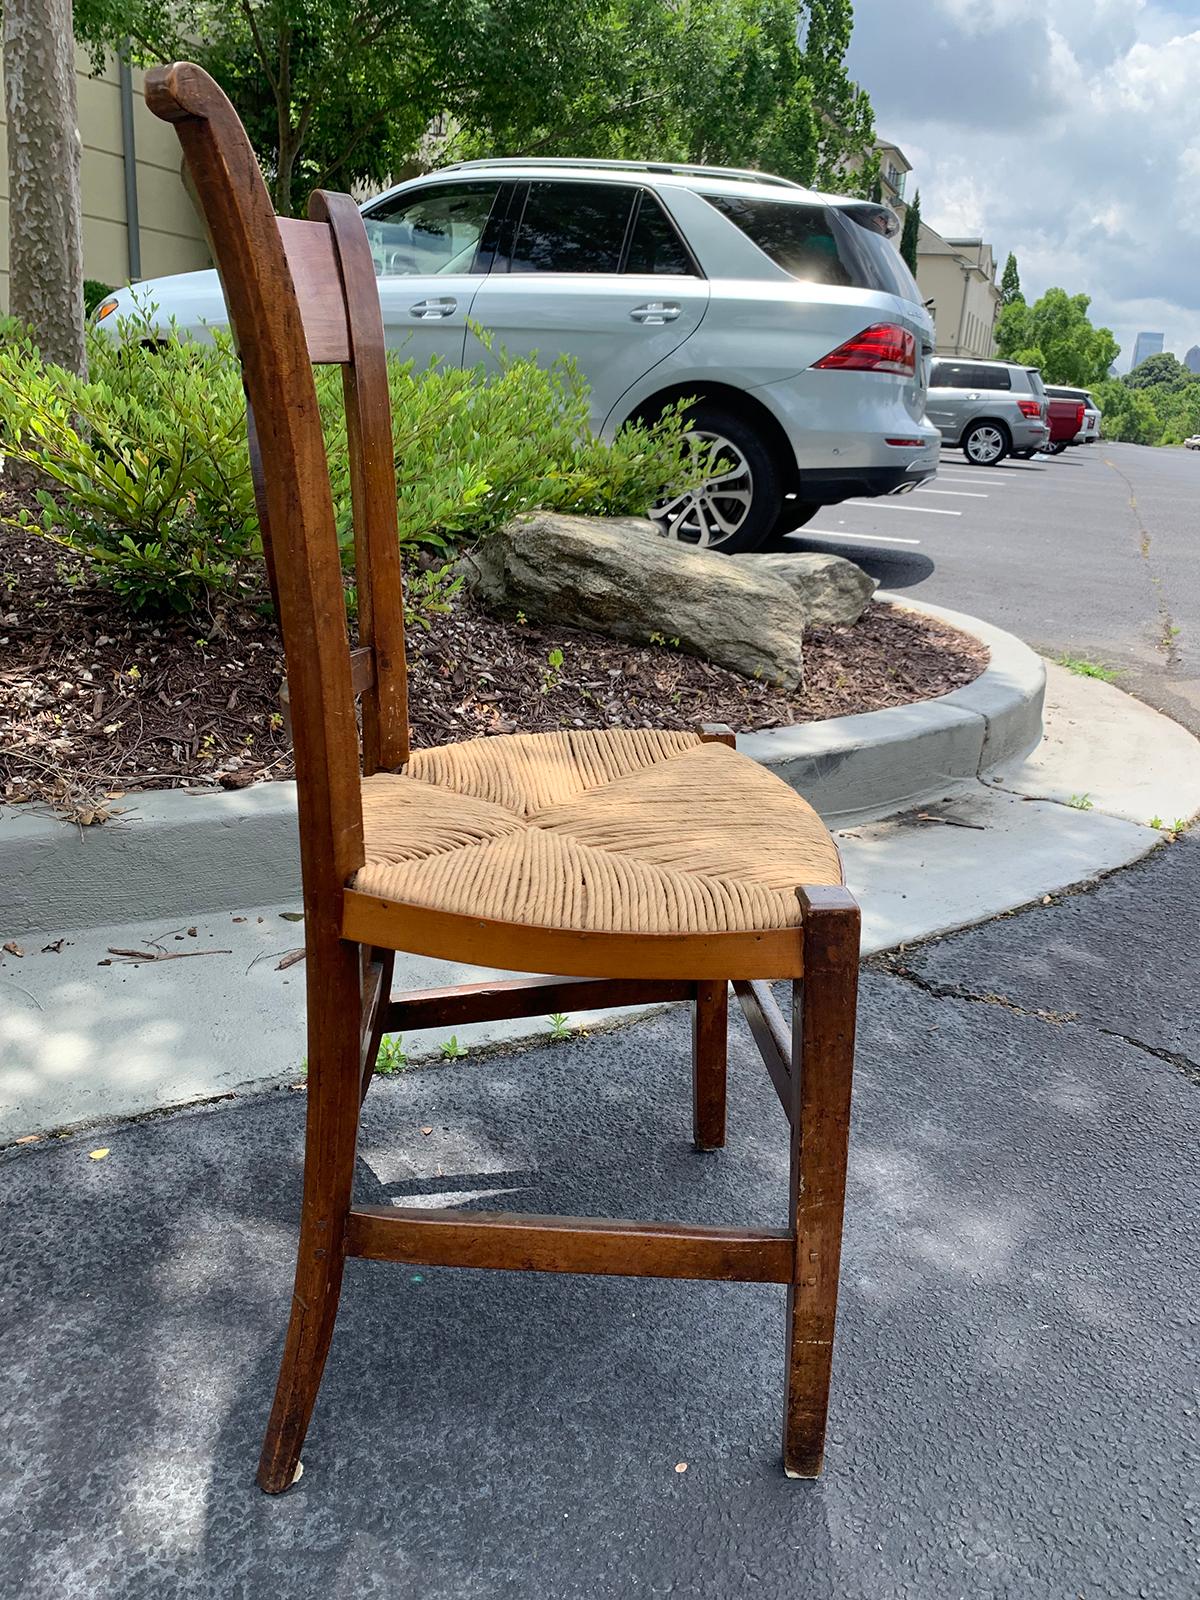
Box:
left=734, top=551, right=877, bottom=626
left=462, top=513, right=807, bottom=688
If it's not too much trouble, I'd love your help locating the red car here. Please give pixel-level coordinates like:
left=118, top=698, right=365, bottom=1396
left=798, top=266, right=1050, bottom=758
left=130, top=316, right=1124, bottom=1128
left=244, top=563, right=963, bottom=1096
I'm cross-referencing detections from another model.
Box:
left=1044, top=396, right=1085, bottom=455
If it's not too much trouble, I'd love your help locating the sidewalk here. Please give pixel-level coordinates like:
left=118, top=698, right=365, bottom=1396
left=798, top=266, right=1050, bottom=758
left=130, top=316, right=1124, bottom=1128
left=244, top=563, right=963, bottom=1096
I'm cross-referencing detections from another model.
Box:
left=1, top=832, right=1195, bottom=1598
left=3, top=661, right=1199, bottom=1141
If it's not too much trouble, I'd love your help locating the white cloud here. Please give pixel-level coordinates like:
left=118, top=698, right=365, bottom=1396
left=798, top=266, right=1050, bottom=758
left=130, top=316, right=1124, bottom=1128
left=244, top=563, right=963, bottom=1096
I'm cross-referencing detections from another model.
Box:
left=848, top=0, right=1200, bottom=367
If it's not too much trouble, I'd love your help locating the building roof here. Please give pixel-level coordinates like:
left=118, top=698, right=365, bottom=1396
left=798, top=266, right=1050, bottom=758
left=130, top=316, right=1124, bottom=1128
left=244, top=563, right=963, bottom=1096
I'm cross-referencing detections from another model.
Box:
left=916, top=221, right=959, bottom=256
left=874, top=139, right=912, bottom=173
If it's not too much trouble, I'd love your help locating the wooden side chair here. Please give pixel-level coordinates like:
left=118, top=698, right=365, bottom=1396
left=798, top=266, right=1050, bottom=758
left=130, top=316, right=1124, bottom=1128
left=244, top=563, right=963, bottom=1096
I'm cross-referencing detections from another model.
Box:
left=146, top=63, right=861, bottom=1494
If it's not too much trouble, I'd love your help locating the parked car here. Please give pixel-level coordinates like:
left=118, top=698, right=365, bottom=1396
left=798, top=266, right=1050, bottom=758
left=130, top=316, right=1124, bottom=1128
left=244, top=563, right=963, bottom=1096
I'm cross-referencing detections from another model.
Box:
left=1045, top=384, right=1101, bottom=444
left=1043, top=395, right=1086, bottom=455
left=924, top=357, right=1049, bottom=465
left=1184, top=436, right=1200, bottom=450
left=93, top=158, right=940, bottom=552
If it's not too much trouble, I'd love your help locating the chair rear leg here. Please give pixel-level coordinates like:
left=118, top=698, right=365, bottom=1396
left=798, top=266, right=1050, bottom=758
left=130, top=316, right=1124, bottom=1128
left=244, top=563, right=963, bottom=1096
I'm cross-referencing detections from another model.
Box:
left=258, top=943, right=363, bottom=1494
left=692, top=980, right=729, bottom=1151
left=783, top=889, right=859, bottom=1477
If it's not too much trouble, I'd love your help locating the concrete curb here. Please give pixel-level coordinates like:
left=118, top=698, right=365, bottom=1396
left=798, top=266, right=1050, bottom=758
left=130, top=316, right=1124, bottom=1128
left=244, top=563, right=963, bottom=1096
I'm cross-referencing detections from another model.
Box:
left=0, top=599, right=1043, bottom=935
left=741, top=594, right=1045, bottom=825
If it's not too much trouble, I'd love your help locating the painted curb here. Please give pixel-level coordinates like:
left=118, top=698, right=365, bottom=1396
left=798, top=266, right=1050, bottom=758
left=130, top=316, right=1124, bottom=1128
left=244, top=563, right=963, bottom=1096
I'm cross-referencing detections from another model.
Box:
left=0, top=599, right=1043, bottom=935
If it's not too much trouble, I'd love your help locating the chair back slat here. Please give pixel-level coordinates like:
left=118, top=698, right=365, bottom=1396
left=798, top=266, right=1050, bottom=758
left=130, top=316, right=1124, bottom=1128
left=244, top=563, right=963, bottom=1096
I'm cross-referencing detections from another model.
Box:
left=145, top=61, right=417, bottom=917
left=276, top=218, right=351, bottom=363
left=311, top=189, right=410, bottom=772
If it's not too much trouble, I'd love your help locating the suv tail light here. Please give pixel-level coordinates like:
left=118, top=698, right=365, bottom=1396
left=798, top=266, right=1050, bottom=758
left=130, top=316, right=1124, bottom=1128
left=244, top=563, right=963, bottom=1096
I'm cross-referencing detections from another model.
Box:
left=814, top=324, right=916, bottom=377
left=1075, top=403, right=1085, bottom=427
left=1018, top=399, right=1042, bottom=418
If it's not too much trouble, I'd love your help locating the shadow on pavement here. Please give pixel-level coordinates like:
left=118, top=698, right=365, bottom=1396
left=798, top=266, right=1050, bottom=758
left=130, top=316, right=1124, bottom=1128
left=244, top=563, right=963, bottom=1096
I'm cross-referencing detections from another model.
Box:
left=2, top=879, right=1196, bottom=1600
left=785, top=538, right=935, bottom=591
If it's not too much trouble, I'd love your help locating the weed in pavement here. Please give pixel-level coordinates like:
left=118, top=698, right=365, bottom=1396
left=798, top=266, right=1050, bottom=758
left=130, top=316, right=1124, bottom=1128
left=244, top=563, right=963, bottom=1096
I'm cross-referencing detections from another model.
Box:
left=1057, top=655, right=1122, bottom=682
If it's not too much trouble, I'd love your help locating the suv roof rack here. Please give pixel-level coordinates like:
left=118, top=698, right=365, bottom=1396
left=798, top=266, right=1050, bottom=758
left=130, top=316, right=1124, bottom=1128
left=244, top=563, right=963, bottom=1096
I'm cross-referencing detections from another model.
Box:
left=438, top=156, right=806, bottom=190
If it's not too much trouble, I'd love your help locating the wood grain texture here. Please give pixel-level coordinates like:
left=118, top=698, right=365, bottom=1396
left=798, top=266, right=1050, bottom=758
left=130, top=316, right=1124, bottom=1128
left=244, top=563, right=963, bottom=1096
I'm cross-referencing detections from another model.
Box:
left=276, top=217, right=351, bottom=362
left=358, top=949, right=392, bottom=1104
left=349, top=647, right=375, bottom=697
left=783, top=886, right=860, bottom=1479
left=384, top=975, right=694, bottom=1033
left=692, top=979, right=729, bottom=1150
left=148, top=62, right=862, bottom=1495
left=311, top=189, right=410, bottom=772
left=346, top=1206, right=793, bottom=1283
left=343, top=889, right=807, bottom=980
left=733, top=978, right=793, bottom=1120
left=145, top=62, right=366, bottom=1499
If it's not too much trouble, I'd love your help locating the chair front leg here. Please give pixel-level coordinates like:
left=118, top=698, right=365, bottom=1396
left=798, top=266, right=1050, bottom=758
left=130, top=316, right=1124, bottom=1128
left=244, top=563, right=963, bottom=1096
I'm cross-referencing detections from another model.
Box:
left=783, top=887, right=859, bottom=1477
left=692, top=980, right=729, bottom=1151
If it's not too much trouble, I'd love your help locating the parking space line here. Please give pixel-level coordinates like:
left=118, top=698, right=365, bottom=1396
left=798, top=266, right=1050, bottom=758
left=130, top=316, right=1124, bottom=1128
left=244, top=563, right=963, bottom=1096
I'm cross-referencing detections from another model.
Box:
left=803, top=529, right=921, bottom=546
left=844, top=499, right=961, bottom=516
left=915, top=487, right=987, bottom=497
left=936, top=474, right=1010, bottom=486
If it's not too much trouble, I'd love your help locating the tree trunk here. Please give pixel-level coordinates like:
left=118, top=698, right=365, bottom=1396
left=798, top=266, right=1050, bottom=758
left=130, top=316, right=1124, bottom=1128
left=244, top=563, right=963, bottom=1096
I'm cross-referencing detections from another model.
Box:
left=3, top=0, right=86, bottom=375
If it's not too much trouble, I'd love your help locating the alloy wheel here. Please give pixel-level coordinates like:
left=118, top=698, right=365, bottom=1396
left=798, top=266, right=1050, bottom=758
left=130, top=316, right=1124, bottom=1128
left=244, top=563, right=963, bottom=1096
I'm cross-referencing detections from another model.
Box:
left=965, top=425, right=1005, bottom=464
left=652, top=430, right=754, bottom=548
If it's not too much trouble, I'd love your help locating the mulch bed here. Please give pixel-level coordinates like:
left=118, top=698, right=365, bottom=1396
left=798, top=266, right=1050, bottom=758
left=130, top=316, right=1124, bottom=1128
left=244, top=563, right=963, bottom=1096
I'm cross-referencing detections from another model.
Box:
left=0, top=509, right=987, bottom=820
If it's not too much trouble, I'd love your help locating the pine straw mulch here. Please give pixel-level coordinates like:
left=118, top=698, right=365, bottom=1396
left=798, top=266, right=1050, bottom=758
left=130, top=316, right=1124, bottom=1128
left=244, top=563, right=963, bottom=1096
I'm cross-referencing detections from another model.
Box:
left=0, top=514, right=987, bottom=823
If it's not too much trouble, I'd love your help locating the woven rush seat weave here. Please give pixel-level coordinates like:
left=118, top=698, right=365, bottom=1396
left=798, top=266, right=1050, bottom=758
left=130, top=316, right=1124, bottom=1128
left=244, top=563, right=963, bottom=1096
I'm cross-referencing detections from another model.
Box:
left=354, top=728, right=842, bottom=936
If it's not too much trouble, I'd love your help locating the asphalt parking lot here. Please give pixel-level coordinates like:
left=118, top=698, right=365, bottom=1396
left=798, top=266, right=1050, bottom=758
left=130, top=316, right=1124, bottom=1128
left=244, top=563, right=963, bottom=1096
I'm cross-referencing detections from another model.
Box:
left=788, top=441, right=1200, bottom=735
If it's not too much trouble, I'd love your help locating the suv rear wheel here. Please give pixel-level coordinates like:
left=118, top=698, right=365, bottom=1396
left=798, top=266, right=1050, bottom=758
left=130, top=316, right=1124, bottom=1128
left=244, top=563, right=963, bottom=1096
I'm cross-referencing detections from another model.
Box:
left=961, top=420, right=1009, bottom=466
left=651, top=405, right=781, bottom=553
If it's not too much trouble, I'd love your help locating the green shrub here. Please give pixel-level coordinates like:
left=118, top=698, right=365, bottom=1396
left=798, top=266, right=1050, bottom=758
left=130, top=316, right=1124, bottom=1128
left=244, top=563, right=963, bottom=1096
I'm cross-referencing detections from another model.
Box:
left=0, top=310, right=693, bottom=615
left=0, top=315, right=259, bottom=613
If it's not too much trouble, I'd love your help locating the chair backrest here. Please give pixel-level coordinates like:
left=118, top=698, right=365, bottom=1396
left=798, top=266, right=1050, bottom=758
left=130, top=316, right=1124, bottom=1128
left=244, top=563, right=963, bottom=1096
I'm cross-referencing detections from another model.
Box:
left=146, top=62, right=408, bottom=911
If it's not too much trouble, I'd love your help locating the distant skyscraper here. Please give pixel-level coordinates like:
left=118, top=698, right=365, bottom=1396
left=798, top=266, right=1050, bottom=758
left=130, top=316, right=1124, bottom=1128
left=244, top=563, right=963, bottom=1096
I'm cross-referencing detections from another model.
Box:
left=1185, top=345, right=1200, bottom=375
left=1131, top=331, right=1165, bottom=371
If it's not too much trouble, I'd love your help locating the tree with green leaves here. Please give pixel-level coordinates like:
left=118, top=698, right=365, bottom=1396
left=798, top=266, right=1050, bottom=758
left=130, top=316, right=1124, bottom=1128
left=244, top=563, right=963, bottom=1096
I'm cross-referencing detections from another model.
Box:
left=74, top=0, right=876, bottom=217
left=75, top=0, right=447, bottom=215
left=899, top=189, right=920, bottom=276
left=999, top=251, right=1022, bottom=307
left=801, top=0, right=876, bottom=192
left=995, top=287, right=1119, bottom=389
left=1093, top=379, right=1164, bottom=445
left=1125, top=350, right=1191, bottom=392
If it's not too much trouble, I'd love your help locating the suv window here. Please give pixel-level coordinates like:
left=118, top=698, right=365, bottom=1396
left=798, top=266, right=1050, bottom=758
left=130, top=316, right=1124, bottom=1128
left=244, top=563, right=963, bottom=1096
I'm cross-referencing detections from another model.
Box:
left=931, top=361, right=1003, bottom=389
left=703, top=195, right=850, bottom=285
left=362, top=182, right=500, bottom=277
left=508, top=182, right=635, bottom=273
left=1047, top=386, right=1089, bottom=402
left=625, top=193, right=697, bottom=275
left=702, top=193, right=921, bottom=302
left=1025, top=369, right=1046, bottom=398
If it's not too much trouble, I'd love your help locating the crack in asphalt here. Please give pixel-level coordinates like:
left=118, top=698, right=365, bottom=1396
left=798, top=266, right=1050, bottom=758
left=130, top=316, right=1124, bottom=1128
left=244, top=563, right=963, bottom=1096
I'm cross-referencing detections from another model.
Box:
left=877, top=957, right=1200, bottom=1085
left=1104, top=455, right=1183, bottom=667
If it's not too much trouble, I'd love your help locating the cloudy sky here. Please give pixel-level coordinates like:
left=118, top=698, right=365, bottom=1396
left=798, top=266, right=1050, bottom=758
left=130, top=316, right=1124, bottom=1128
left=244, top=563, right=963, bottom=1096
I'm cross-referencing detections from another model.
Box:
left=847, top=0, right=1200, bottom=369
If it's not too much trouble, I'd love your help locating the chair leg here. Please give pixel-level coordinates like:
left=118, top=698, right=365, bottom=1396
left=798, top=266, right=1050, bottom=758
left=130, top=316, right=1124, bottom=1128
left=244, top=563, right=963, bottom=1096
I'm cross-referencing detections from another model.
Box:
left=692, top=979, right=729, bottom=1151
left=258, top=941, right=363, bottom=1494
left=783, top=888, right=859, bottom=1478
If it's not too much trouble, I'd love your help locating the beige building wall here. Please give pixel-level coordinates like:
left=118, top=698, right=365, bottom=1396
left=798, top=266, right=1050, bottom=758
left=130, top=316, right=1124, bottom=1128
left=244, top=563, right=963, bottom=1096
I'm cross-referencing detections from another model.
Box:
left=0, top=45, right=210, bottom=308
left=915, top=224, right=1001, bottom=358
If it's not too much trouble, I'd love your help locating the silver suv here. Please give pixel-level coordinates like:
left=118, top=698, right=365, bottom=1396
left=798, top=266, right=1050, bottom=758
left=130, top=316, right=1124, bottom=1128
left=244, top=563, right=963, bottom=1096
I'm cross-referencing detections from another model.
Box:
left=926, top=357, right=1049, bottom=466
left=97, top=158, right=940, bottom=552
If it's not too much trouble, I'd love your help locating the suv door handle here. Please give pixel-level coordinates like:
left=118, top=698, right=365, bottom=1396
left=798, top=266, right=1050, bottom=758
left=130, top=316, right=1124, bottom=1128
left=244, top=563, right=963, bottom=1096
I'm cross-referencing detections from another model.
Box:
left=409, top=297, right=457, bottom=319
left=630, top=301, right=681, bottom=324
